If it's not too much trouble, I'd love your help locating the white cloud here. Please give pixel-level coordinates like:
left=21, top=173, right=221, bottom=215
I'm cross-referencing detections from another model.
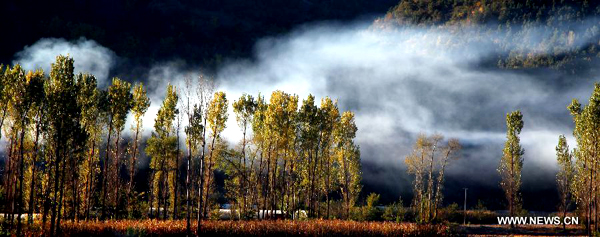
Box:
left=13, top=37, right=116, bottom=87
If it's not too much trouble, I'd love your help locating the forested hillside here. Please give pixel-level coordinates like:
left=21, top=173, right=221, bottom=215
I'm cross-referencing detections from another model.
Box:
left=375, top=0, right=600, bottom=69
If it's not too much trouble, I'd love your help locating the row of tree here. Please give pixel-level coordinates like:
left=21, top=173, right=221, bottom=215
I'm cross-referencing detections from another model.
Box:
left=0, top=55, right=362, bottom=236
left=556, top=83, right=600, bottom=235
left=522, top=83, right=600, bottom=234
left=402, top=110, right=524, bottom=226
left=474, top=82, right=600, bottom=235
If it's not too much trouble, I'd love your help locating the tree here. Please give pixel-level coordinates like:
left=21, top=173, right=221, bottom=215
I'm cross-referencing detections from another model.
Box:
left=251, top=94, right=270, bottom=218
left=102, top=77, right=132, bottom=219
left=382, top=198, right=405, bottom=222
left=498, top=110, right=524, bottom=225
left=76, top=73, right=103, bottom=221
left=0, top=56, right=369, bottom=231
left=127, top=82, right=150, bottom=217
left=0, top=65, right=9, bottom=139
left=568, top=84, right=600, bottom=234
left=202, top=91, right=228, bottom=217
left=27, top=70, right=47, bottom=224
left=335, top=111, right=362, bottom=220
left=318, top=97, right=339, bottom=219
left=361, top=193, right=381, bottom=221
left=556, top=134, right=573, bottom=231
left=146, top=84, right=179, bottom=220
left=232, top=94, right=257, bottom=218
left=1, top=65, right=22, bottom=233
left=185, top=102, right=203, bottom=230
left=405, top=133, right=428, bottom=223
left=173, top=88, right=183, bottom=220
left=5, top=66, right=44, bottom=235
left=181, top=76, right=202, bottom=231
left=432, top=138, right=460, bottom=218
left=45, top=55, right=84, bottom=235
left=297, top=94, right=321, bottom=218
left=196, top=74, right=214, bottom=233
left=405, top=133, right=460, bottom=223
left=263, top=90, right=298, bottom=219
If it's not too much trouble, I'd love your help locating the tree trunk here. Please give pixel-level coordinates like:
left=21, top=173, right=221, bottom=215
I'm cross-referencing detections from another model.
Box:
left=197, top=141, right=205, bottom=232
left=240, top=125, right=247, bottom=219
left=341, top=146, right=351, bottom=220
left=85, top=142, right=96, bottom=220
left=56, top=147, right=68, bottom=235
left=50, top=126, right=62, bottom=236
left=197, top=112, right=208, bottom=234
left=101, top=118, right=113, bottom=220
left=149, top=170, right=155, bottom=219
left=186, top=134, right=192, bottom=233
left=128, top=125, right=140, bottom=217
left=29, top=116, right=42, bottom=224
left=174, top=121, right=181, bottom=220
left=163, top=161, right=169, bottom=220
left=16, top=123, right=26, bottom=236
left=203, top=134, right=217, bottom=218
left=114, top=129, right=121, bottom=219
left=433, top=150, right=452, bottom=219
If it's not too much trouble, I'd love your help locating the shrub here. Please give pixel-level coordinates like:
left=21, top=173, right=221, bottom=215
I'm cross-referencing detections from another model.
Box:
left=382, top=198, right=406, bottom=222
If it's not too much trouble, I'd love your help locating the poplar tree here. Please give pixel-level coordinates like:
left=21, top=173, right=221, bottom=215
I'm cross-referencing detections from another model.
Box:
left=174, top=94, right=184, bottom=220
left=76, top=73, right=103, bottom=220
left=251, top=94, right=270, bottom=218
left=27, top=70, right=47, bottom=224
left=45, top=55, right=83, bottom=235
left=556, top=135, right=573, bottom=231
left=264, top=90, right=298, bottom=219
left=7, top=66, right=44, bottom=235
left=185, top=103, right=203, bottom=229
left=1, top=65, right=23, bottom=230
left=0, top=65, right=8, bottom=139
left=498, top=110, right=524, bottom=224
left=298, top=94, right=320, bottom=218
left=196, top=75, right=214, bottom=232
left=432, top=138, right=460, bottom=219
left=335, top=111, right=361, bottom=220
left=319, top=97, right=339, bottom=219
left=202, top=91, right=228, bottom=217
left=568, top=84, right=600, bottom=234
left=0, top=56, right=372, bottom=229
left=405, top=134, right=460, bottom=223
left=127, top=82, right=150, bottom=217
left=146, top=84, right=179, bottom=219
left=232, top=94, right=257, bottom=218
left=102, top=77, right=132, bottom=219
left=181, top=76, right=201, bottom=231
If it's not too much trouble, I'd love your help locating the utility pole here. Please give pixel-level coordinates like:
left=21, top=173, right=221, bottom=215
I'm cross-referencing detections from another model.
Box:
left=463, top=188, right=468, bottom=225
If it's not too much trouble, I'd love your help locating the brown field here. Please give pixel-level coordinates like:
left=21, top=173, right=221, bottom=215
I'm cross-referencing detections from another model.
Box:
left=14, top=220, right=591, bottom=236
left=19, top=220, right=449, bottom=236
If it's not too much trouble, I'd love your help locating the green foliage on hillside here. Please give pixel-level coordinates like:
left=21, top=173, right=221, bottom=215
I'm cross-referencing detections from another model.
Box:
left=376, top=0, right=600, bottom=69
left=383, top=0, right=595, bottom=26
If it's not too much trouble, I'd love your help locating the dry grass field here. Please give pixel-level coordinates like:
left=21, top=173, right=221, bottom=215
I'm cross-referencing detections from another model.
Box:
left=18, top=220, right=450, bottom=236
